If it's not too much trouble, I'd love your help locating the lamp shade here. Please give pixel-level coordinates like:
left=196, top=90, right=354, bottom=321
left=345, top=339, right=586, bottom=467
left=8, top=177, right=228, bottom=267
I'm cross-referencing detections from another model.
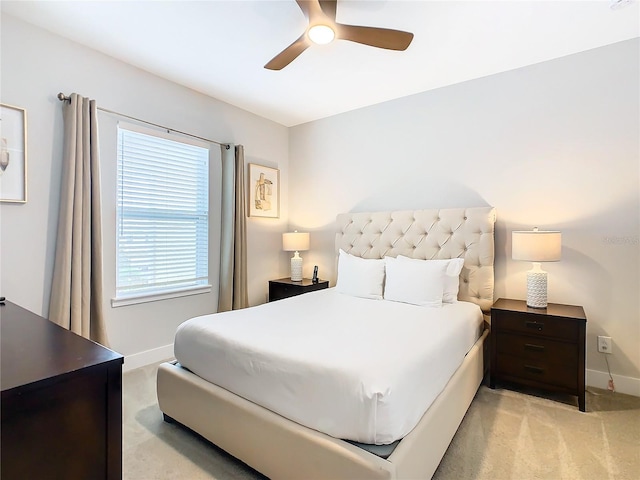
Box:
left=282, top=232, right=309, bottom=252
left=512, top=229, right=561, bottom=262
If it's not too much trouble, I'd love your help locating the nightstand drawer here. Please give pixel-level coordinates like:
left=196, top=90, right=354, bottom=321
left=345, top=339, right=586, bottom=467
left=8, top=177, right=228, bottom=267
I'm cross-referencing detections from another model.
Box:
left=495, top=352, right=578, bottom=389
left=275, top=284, right=294, bottom=297
left=496, top=332, right=577, bottom=364
left=493, top=311, right=578, bottom=341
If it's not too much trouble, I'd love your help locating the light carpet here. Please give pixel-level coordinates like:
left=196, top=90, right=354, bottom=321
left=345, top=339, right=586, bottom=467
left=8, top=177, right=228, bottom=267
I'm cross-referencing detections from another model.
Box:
left=123, top=362, right=640, bottom=479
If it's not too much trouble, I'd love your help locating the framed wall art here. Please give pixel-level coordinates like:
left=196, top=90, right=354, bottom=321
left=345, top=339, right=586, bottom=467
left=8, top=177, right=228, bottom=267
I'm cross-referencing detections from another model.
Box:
left=0, top=103, right=27, bottom=203
left=248, top=163, right=279, bottom=218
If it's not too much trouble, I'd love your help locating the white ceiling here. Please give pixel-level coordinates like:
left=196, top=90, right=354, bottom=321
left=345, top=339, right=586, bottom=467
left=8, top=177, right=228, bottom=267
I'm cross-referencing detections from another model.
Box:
left=2, top=1, right=639, bottom=127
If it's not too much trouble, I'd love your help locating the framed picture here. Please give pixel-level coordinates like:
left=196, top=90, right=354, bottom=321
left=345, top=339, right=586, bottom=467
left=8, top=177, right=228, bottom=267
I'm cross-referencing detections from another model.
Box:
left=248, top=163, right=279, bottom=218
left=0, top=103, right=27, bottom=203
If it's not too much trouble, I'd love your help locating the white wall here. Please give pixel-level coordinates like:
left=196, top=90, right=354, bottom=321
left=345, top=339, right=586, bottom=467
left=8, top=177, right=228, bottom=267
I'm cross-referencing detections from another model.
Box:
left=0, top=15, right=289, bottom=369
left=289, top=39, right=640, bottom=394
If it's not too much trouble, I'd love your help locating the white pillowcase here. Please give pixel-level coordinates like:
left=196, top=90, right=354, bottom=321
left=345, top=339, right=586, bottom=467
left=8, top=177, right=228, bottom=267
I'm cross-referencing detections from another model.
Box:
left=397, top=256, right=464, bottom=303
left=384, top=256, right=448, bottom=307
left=335, top=249, right=385, bottom=300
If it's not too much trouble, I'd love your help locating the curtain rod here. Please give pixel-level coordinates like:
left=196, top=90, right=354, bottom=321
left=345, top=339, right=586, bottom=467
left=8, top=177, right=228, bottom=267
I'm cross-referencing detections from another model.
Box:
left=57, top=93, right=229, bottom=149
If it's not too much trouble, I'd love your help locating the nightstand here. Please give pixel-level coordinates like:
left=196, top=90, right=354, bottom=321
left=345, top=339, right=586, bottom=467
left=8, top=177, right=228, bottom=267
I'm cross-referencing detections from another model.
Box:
left=268, top=277, right=329, bottom=302
left=490, top=298, right=587, bottom=411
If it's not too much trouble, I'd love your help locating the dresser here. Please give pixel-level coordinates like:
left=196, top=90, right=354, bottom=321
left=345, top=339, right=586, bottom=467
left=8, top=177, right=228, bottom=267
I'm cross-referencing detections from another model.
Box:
left=490, top=298, right=587, bottom=411
left=268, top=277, right=329, bottom=301
left=1, top=301, right=124, bottom=479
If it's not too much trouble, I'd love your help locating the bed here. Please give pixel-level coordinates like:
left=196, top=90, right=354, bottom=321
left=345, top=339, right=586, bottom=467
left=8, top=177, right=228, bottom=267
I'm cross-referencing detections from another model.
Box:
left=157, top=206, right=496, bottom=479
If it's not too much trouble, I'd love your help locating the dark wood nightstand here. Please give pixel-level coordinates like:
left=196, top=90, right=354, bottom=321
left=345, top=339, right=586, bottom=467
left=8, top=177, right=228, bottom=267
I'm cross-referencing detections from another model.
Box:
left=268, top=277, right=329, bottom=302
left=490, top=298, right=587, bottom=411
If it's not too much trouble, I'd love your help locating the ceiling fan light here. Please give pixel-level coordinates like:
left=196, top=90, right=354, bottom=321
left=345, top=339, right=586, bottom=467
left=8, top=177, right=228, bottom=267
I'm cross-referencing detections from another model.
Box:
left=308, top=24, right=335, bottom=45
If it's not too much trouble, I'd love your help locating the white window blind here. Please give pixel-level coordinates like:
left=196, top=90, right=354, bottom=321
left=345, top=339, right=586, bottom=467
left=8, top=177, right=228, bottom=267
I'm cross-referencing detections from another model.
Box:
left=116, top=123, right=209, bottom=300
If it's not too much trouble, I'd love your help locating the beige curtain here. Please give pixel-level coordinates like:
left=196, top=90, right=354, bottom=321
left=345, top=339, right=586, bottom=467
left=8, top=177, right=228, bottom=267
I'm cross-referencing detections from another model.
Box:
left=218, top=144, right=248, bottom=312
left=49, top=93, right=108, bottom=346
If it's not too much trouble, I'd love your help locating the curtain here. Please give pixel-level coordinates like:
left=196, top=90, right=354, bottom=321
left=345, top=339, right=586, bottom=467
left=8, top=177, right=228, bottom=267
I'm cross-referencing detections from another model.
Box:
left=218, top=144, right=249, bottom=312
left=49, top=93, right=108, bottom=346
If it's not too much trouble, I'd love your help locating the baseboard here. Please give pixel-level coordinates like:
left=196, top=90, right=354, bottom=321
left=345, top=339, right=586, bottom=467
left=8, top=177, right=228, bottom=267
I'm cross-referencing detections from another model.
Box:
left=123, top=343, right=175, bottom=372
left=587, top=369, right=640, bottom=397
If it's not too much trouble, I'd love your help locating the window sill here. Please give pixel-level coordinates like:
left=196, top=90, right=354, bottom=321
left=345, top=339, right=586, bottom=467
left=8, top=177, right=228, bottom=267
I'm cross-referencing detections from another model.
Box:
left=111, top=285, right=212, bottom=308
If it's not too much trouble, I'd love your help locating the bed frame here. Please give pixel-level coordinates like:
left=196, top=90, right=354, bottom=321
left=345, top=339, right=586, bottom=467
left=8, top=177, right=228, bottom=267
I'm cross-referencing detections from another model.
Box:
left=157, top=206, right=496, bottom=479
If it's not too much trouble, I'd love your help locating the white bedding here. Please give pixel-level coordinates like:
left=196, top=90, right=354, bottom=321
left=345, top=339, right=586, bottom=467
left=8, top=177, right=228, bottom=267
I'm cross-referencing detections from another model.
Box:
left=174, top=288, right=483, bottom=445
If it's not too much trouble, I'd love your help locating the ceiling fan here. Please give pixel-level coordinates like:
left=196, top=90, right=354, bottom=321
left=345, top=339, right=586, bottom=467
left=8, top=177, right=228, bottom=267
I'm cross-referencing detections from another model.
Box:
left=265, top=0, right=414, bottom=70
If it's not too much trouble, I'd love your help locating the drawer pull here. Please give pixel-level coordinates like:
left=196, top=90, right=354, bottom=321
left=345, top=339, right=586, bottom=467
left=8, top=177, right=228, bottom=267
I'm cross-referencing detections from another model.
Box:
left=524, top=343, right=545, bottom=352
left=524, top=364, right=544, bottom=374
left=525, top=321, right=544, bottom=331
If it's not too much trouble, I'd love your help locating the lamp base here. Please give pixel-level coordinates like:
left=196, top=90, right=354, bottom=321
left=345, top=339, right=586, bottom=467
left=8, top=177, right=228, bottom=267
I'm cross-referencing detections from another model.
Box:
left=290, top=252, right=303, bottom=282
left=526, top=263, right=548, bottom=308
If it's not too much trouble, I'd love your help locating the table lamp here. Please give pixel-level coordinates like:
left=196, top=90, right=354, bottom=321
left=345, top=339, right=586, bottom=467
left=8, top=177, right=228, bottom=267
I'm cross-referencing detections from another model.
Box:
left=512, top=228, right=562, bottom=308
left=283, top=231, right=310, bottom=282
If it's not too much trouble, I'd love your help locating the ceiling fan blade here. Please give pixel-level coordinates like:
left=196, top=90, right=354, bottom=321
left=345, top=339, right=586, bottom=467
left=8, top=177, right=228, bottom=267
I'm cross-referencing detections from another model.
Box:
left=336, top=24, right=414, bottom=51
left=295, top=0, right=312, bottom=20
left=319, top=0, right=337, bottom=21
left=296, top=0, right=327, bottom=23
left=264, top=34, right=310, bottom=70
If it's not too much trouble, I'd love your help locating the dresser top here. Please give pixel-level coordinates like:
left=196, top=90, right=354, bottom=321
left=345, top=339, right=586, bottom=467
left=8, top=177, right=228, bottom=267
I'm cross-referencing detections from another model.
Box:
left=1, top=301, right=123, bottom=393
left=492, top=298, right=586, bottom=321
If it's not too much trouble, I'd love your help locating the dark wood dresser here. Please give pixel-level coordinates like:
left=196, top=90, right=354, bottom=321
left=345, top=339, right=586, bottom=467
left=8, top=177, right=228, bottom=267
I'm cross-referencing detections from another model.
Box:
left=268, top=277, right=329, bottom=301
left=490, top=298, right=587, bottom=411
left=1, top=301, right=124, bottom=479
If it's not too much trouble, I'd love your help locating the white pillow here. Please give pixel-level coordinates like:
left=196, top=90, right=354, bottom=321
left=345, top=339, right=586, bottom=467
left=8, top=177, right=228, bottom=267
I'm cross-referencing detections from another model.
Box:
left=397, top=256, right=464, bottom=303
left=383, top=256, right=448, bottom=307
left=335, top=249, right=385, bottom=300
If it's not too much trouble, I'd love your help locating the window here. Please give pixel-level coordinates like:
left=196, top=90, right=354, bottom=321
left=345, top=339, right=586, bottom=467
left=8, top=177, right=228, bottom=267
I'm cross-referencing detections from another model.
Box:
left=114, top=123, right=210, bottom=305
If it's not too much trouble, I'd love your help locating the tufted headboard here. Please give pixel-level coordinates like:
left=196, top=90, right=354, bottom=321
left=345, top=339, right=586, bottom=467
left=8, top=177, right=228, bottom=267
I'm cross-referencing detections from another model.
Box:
left=335, top=207, right=496, bottom=313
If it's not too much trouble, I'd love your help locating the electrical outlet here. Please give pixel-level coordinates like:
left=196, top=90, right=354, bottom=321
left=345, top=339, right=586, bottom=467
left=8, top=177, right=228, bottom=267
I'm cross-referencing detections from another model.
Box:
left=597, top=336, right=613, bottom=354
